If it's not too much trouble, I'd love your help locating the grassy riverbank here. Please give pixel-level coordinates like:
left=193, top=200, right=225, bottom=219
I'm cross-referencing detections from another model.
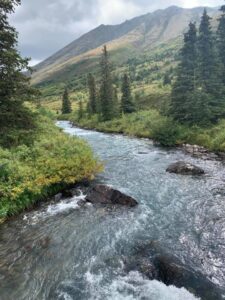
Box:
left=0, top=114, right=102, bottom=223
left=64, top=109, right=225, bottom=152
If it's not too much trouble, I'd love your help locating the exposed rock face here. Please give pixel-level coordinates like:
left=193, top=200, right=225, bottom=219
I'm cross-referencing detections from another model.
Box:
left=86, top=185, right=138, bottom=207
left=166, top=161, right=204, bottom=175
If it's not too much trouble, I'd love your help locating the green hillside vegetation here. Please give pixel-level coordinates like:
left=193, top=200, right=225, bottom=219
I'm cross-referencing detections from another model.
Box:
left=58, top=6, right=225, bottom=152
left=66, top=110, right=225, bottom=151
left=0, top=1, right=101, bottom=223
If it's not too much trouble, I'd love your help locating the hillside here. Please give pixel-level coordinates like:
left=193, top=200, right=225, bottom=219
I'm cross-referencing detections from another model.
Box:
left=32, top=6, right=218, bottom=88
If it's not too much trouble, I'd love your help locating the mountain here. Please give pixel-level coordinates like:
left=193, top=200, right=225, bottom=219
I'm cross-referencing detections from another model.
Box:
left=32, top=6, right=218, bottom=86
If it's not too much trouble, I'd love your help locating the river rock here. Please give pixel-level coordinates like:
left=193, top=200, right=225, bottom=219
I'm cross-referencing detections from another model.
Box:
left=166, top=161, right=204, bottom=175
left=183, top=144, right=220, bottom=161
left=126, top=241, right=223, bottom=300
left=124, top=256, right=158, bottom=280
left=153, top=255, right=223, bottom=300
left=54, top=193, right=63, bottom=201
left=63, top=188, right=82, bottom=198
left=85, top=185, right=138, bottom=207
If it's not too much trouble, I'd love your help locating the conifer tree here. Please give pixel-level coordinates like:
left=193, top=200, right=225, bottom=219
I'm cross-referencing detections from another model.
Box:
left=217, top=4, right=225, bottom=84
left=170, top=22, right=198, bottom=123
left=0, top=0, right=38, bottom=147
left=61, top=88, right=72, bottom=114
left=121, top=74, right=135, bottom=114
left=198, top=10, right=217, bottom=93
left=99, top=45, right=114, bottom=121
left=87, top=73, right=97, bottom=115
left=198, top=9, right=223, bottom=121
left=112, top=87, right=120, bottom=117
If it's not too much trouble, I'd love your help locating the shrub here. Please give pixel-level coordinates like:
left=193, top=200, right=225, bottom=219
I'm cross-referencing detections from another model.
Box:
left=0, top=116, right=102, bottom=222
left=151, top=118, right=181, bottom=146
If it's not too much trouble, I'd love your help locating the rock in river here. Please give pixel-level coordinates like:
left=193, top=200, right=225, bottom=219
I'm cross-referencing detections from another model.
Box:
left=166, top=161, right=204, bottom=175
left=86, top=184, right=138, bottom=207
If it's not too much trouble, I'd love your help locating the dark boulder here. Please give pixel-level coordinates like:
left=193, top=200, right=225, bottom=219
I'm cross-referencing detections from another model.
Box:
left=85, top=185, right=138, bottom=207
left=166, top=161, right=204, bottom=175
left=124, top=256, right=158, bottom=280
left=154, top=255, right=223, bottom=300
left=125, top=241, right=223, bottom=300
left=63, top=188, right=82, bottom=198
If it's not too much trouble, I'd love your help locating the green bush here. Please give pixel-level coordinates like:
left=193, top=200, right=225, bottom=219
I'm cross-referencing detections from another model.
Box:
left=0, top=116, right=102, bottom=222
left=151, top=118, right=181, bottom=147
left=67, top=109, right=225, bottom=152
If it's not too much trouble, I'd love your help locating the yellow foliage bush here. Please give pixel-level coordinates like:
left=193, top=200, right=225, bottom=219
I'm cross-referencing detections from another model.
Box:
left=0, top=116, right=102, bottom=221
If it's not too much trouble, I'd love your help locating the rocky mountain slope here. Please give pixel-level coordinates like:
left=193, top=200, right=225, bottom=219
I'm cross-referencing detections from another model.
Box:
left=32, top=6, right=218, bottom=86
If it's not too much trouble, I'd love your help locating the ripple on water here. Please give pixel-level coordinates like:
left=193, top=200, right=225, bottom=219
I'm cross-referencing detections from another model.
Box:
left=1, top=121, right=225, bottom=300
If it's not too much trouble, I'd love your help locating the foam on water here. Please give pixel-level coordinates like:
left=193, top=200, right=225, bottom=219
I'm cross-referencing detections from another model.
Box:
left=46, top=192, right=85, bottom=216
left=23, top=190, right=87, bottom=225
left=85, top=271, right=199, bottom=300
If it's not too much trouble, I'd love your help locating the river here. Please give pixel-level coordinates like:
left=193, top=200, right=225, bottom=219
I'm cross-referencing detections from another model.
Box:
left=0, top=121, right=225, bottom=300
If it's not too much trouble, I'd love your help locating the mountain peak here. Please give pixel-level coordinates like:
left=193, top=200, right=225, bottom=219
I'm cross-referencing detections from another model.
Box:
left=32, top=6, right=218, bottom=85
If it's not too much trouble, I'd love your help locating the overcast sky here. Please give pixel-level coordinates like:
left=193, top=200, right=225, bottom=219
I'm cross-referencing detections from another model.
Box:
left=10, top=0, right=223, bottom=65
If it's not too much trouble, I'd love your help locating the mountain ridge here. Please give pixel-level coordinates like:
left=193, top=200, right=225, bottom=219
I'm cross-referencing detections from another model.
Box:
left=32, top=6, right=218, bottom=85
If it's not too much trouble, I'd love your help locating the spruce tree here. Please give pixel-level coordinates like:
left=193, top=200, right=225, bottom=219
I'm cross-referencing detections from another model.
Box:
left=0, top=0, right=37, bottom=147
left=87, top=73, right=97, bottom=115
left=170, top=22, right=198, bottom=123
left=217, top=4, right=225, bottom=84
left=121, top=74, right=135, bottom=114
left=198, top=10, right=217, bottom=93
left=61, top=88, right=72, bottom=114
left=99, top=45, right=114, bottom=121
left=112, top=87, right=120, bottom=118
left=198, top=9, right=223, bottom=121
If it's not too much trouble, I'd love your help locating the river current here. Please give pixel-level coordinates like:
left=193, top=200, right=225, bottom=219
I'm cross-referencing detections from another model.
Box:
left=0, top=121, right=225, bottom=300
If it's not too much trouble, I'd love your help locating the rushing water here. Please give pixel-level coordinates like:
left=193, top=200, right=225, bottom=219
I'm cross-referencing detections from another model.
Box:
left=1, top=121, right=225, bottom=300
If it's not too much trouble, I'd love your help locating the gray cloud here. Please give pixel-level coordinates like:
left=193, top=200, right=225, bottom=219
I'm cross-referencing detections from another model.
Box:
left=10, top=0, right=223, bottom=65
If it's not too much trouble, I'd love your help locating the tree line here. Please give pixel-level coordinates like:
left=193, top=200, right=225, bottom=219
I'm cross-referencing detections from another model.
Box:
left=63, top=4, right=225, bottom=128
left=62, top=45, right=135, bottom=121
left=170, top=6, right=225, bottom=126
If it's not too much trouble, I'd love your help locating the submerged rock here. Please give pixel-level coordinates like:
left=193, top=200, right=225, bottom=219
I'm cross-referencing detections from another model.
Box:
left=124, top=256, right=158, bottom=280
left=166, top=161, right=204, bottom=175
left=54, top=193, right=63, bottom=201
left=85, top=185, right=138, bottom=207
left=154, top=255, right=223, bottom=300
left=125, top=241, right=223, bottom=300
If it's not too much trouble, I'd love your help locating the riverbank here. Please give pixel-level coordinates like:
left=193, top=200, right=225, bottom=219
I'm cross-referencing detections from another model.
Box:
left=61, top=109, right=225, bottom=159
left=0, top=116, right=102, bottom=223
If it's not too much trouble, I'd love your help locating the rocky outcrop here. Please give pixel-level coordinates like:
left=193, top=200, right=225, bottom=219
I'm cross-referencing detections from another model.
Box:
left=86, top=185, right=138, bottom=207
left=166, top=161, right=204, bottom=175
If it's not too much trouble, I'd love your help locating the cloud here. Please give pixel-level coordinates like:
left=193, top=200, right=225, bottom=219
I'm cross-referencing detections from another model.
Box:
left=10, top=0, right=223, bottom=64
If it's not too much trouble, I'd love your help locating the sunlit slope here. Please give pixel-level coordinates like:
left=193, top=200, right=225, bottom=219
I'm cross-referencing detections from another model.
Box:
left=31, top=6, right=218, bottom=86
